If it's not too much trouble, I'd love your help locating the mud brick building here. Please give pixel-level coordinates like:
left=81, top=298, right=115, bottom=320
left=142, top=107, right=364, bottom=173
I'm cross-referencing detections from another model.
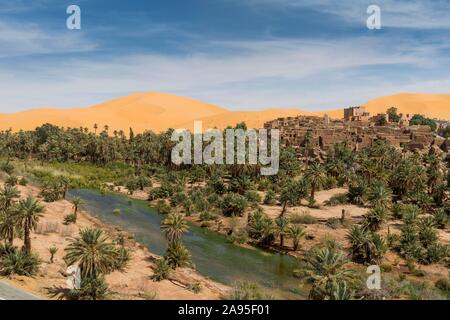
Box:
left=264, top=108, right=444, bottom=158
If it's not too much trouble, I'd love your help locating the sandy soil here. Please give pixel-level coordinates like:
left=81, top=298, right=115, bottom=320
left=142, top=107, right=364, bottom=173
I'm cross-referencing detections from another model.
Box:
left=0, top=181, right=229, bottom=300
left=1, top=92, right=449, bottom=134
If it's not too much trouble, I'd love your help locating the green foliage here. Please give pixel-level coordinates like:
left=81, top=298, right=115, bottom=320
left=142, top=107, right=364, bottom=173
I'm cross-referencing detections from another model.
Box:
left=263, top=190, right=276, bottom=205
left=289, top=212, right=318, bottom=225
left=0, top=162, right=15, bottom=175
left=324, top=193, right=348, bottom=206
left=227, top=281, right=273, bottom=300
left=0, top=248, right=40, bottom=276
left=304, top=246, right=357, bottom=300
left=346, top=225, right=387, bottom=264
left=151, top=258, right=171, bottom=281
left=362, top=206, right=390, bottom=232
left=164, top=242, right=192, bottom=269
left=69, top=276, right=109, bottom=300
left=220, top=193, right=248, bottom=217
left=247, top=209, right=275, bottom=246
left=410, top=114, right=437, bottom=131
left=63, top=213, right=77, bottom=225
left=244, top=190, right=261, bottom=207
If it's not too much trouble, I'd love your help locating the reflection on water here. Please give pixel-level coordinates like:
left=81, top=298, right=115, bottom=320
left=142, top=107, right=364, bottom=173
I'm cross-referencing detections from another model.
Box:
left=68, top=189, right=306, bottom=299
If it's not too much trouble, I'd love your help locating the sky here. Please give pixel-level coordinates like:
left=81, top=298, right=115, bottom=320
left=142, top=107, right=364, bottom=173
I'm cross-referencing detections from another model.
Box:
left=0, top=0, right=449, bottom=112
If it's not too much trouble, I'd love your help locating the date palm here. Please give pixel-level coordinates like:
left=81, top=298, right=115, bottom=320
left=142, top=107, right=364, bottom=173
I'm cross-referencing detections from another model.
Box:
left=161, top=213, right=188, bottom=244
left=0, top=185, right=20, bottom=210
left=64, top=228, right=118, bottom=279
left=286, top=224, right=305, bottom=251
left=71, top=197, right=83, bottom=220
left=275, top=216, right=289, bottom=247
left=17, top=196, right=44, bottom=253
left=0, top=206, right=19, bottom=246
left=305, top=163, right=326, bottom=200
left=305, top=247, right=356, bottom=300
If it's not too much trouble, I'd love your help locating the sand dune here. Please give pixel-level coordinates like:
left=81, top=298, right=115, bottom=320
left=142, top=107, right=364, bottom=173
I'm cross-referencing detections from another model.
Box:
left=0, top=92, right=448, bottom=133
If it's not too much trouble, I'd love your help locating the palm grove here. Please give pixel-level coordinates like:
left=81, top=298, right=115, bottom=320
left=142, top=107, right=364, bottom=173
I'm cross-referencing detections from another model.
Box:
left=0, top=121, right=449, bottom=300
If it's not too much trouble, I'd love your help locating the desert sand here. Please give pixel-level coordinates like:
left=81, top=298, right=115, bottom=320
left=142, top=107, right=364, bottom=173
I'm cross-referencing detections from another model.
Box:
left=1, top=92, right=449, bottom=133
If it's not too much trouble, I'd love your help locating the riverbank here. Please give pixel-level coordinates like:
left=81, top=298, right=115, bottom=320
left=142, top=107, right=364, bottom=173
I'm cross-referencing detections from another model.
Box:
left=0, top=178, right=229, bottom=300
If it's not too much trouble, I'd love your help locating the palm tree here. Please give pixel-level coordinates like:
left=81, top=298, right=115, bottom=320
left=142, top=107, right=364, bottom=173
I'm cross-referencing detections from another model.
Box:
left=286, top=224, right=305, bottom=251
left=0, top=206, right=19, bottom=246
left=275, top=216, right=288, bottom=247
left=161, top=213, right=188, bottom=244
left=17, top=196, right=44, bottom=253
left=0, top=185, right=20, bottom=210
left=367, top=182, right=392, bottom=208
left=305, top=163, right=326, bottom=200
left=64, top=228, right=118, bottom=279
left=362, top=206, right=390, bottom=232
left=164, top=242, right=192, bottom=269
left=71, top=197, right=83, bottom=220
left=305, top=247, right=356, bottom=300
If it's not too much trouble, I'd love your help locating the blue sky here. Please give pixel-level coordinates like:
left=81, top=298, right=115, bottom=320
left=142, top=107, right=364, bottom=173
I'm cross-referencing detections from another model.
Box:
left=0, top=0, right=449, bottom=112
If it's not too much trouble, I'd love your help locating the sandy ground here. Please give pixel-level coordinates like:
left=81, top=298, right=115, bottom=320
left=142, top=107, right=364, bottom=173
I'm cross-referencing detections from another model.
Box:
left=2, top=92, right=450, bottom=134
left=0, top=181, right=229, bottom=300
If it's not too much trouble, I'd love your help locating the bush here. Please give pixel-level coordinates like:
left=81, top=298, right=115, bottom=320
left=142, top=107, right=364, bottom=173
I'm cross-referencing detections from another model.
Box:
left=0, top=249, right=40, bottom=276
left=63, top=214, right=77, bottom=225
left=69, top=276, right=109, bottom=300
left=151, top=259, right=171, bottom=281
left=326, top=217, right=342, bottom=229
left=220, top=193, right=248, bottom=217
left=187, top=282, right=202, bottom=294
left=289, top=212, right=317, bottom=224
left=263, top=190, right=276, bottom=205
left=227, top=281, right=272, bottom=300
left=165, top=242, right=192, bottom=269
left=113, top=246, right=131, bottom=271
left=155, top=200, right=172, bottom=215
left=19, top=177, right=28, bottom=186
left=245, top=191, right=261, bottom=207
left=324, top=193, right=348, bottom=206
left=5, top=175, right=18, bottom=186
left=435, top=278, right=450, bottom=292
left=170, top=192, right=188, bottom=207
left=0, top=162, right=15, bottom=175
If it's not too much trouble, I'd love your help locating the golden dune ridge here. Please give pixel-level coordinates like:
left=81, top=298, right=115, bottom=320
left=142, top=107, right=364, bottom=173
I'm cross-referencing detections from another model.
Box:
left=0, top=92, right=449, bottom=133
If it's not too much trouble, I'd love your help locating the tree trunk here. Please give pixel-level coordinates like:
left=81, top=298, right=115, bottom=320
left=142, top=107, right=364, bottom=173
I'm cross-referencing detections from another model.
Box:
left=311, top=184, right=316, bottom=200
left=280, top=234, right=284, bottom=247
left=8, top=231, right=14, bottom=247
left=24, top=227, right=31, bottom=254
left=280, top=202, right=287, bottom=218
left=293, top=240, right=299, bottom=251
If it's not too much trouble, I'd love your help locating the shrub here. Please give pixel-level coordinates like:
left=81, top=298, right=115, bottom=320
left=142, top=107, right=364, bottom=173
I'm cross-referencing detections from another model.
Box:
left=433, top=209, right=448, bottom=229
left=289, top=211, right=317, bottom=225
left=151, top=259, right=171, bottom=281
left=326, top=217, right=342, bottom=229
left=435, top=278, right=450, bottom=292
left=0, top=249, right=40, bottom=276
left=325, top=193, right=348, bottom=206
left=220, top=193, right=248, bottom=217
left=227, top=281, right=272, bottom=300
left=245, top=191, right=261, bottom=207
left=5, top=175, right=18, bottom=186
left=362, top=206, right=390, bottom=232
left=187, top=282, right=202, bottom=294
left=69, top=276, right=109, bottom=300
left=19, top=177, right=28, bottom=186
left=0, top=162, right=15, bottom=175
left=113, top=246, right=131, bottom=271
left=63, top=213, right=77, bottom=225
left=155, top=200, right=172, bottom=215
left=165, top=242, right=192, bottom=269
left=199, top=210, right=218, bottom=222
left=170, top=192, right=187, bottom=207
left=263, top=190, right=276, bottom=205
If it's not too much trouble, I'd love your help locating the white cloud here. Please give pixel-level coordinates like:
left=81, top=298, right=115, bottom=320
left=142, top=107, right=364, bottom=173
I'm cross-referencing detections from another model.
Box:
left=240, top=0, right=450, bottom=29
left=0, top=21, right=96, bottom=58
left=0, top=35, right=448, bottom=112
